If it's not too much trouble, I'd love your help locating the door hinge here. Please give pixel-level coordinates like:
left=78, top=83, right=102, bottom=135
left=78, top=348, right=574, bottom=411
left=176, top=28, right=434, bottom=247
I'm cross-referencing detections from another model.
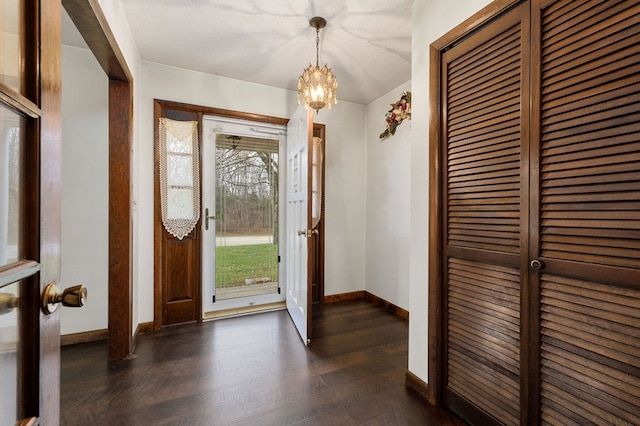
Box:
left=278, top=287, right=281, bottom=294
left=278, top=255, right=281, bottom=263
left=212, top=295, right=216, bottom=303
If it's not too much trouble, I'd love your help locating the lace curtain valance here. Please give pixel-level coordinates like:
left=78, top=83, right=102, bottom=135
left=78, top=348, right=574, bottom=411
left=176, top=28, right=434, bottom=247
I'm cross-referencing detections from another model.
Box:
left=158, top=118, right=200, bottom=240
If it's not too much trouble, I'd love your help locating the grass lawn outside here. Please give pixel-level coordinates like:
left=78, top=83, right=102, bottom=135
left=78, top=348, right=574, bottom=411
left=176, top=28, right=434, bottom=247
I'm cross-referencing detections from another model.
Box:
left=215, top=243, right=279, bottom=288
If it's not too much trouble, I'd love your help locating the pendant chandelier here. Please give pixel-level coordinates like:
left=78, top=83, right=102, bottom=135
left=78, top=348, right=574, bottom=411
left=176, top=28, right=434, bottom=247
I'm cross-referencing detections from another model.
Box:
left=297, top=17, right=338, bottom=112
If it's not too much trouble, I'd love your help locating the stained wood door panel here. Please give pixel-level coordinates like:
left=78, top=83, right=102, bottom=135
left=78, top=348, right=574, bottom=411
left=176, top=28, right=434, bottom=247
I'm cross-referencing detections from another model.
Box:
left=449, top=352, right=520, bottom=425
left=441, top=4, right=526, bottom=424
left=537, top=2, right=640, bottom=423
left=164, top=237, right=196, bottom=300
left=539, top=0, right=640, bottom=276
left=448, top=31, right=520, bottom=99
left=162, top=234, right=199, bottom=325
left=447, top=257, right=521, bottom=426
left=543, top=20, right=640, bottom=80
left=445, top=16, right=523, bottom=255
left=433, top=0, right=640, bottom=425
left=540, top=274, right=640, bottom=425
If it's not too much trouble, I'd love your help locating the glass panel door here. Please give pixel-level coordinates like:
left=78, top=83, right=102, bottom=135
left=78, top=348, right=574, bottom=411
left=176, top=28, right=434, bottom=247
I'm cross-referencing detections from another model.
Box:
left=0, top=0, right=23, bottom=93
left=215, top=134, right=279, bottom=301
left=0, top=86, right=28, bottom=426
left=1, top=0, right=55, bottom=422
left=0, top=280, right=19, bottom=426
left=0, top=106, right=24, bottom=266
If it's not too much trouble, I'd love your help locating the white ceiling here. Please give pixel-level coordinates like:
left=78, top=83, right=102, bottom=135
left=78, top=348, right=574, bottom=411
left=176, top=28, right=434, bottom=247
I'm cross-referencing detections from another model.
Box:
left=62, top=0, right=412, bottom=105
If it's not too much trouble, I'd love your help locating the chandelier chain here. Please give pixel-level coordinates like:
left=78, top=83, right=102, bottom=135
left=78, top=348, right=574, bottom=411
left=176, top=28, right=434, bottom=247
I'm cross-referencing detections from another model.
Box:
left=315, top=27, right=320, bottom=67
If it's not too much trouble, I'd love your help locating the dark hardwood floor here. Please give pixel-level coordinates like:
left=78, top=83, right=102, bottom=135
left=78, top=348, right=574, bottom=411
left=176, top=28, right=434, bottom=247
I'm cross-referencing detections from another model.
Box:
left=61, top=300, right=465, bottom=425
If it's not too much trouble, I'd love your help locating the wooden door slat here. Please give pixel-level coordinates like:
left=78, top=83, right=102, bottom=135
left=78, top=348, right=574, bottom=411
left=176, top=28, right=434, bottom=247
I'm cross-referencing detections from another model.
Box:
left=450, top=305, right=520, bottom=337
left=448, top=125, right=520, bottom=151
left=449, top=89, right=520, bottom=123
left=449, top=26, right=520, bottom=78
left=542, top=343, right=640, bottom=392
left=542, top=233, right=640, bottom=250
left=543, top=174, right=640, bottom=193
left=541, top=191, right=640, bottom=204
left=541, top=119, right=640, bottom=150
left=542, top=0, right=612, bottom=41
left=449, top=294, right=520, bottom=327
left=543, top=83, right=640, bottom=125
left=449, top=47, right=521, bottom=94
left=449, top=136, right=519, bottom=159
left=542, top=59, right=632, bottom=99
left=545, top=22, right=639, bottom=75
left=542, top=361, right=640, bottom=416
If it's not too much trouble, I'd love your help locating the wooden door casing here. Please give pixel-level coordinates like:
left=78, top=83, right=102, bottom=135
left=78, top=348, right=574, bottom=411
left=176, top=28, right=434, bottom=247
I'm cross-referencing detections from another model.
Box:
left=152, top=100, right=290, bottom=328
left=430, top=0, right=640, bottom=425
left=63, top=0, right=135, bottom=361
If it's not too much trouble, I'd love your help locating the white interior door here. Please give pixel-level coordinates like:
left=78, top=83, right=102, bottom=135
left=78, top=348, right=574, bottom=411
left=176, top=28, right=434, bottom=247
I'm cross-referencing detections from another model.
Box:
left=286, top=105, right=312, bottom=344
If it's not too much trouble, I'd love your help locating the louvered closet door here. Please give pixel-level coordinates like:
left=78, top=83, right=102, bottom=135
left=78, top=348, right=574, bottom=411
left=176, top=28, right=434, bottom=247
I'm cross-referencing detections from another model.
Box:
left=533, top=1, right=640, bottom=424
left=441, top=4, right=528, bottom=425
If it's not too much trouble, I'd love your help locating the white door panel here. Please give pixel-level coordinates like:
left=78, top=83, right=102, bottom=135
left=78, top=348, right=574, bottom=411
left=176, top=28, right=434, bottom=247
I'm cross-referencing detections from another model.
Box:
left=286, top=105, right=312, bottom=344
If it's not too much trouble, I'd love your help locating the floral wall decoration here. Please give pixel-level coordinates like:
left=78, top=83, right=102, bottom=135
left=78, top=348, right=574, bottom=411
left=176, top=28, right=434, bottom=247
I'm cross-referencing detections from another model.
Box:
left=379, top=91, right=411, bottom=140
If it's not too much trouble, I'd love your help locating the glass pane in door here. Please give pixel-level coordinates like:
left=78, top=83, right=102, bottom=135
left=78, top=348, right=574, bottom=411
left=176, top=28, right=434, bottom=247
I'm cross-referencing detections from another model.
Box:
left=0, top=0, right=23, bottom=93
left=0, top=105, right=24, bottom=267
left=215, top=134, right=279, bottom=301
left=0, top=280, right=20, bottom=424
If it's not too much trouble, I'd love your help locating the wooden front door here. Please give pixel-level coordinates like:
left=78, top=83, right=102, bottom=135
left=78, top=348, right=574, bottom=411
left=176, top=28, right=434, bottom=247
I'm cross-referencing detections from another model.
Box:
left=154, top=105, right=202, bottom=327
left=431, top=1, right=640, bottom=424
left=1, top=0, right=64, bottom=423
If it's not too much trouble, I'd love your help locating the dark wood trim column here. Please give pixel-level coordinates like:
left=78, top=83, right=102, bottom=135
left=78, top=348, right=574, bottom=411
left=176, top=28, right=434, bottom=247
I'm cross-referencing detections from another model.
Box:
left=108, top=80, right=133, bottom=359
left=63, top=0, right=134, bottom=360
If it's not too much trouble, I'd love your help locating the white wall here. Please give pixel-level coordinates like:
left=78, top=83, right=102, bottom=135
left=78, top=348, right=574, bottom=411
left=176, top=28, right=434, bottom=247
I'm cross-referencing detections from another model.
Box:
left=60, top=45, right=109, bottom=334
left=364, top=82, right=412, bottom=310
left=407, top=0, right=493, bottom=382
left=136, top=61, right=367, bottom=323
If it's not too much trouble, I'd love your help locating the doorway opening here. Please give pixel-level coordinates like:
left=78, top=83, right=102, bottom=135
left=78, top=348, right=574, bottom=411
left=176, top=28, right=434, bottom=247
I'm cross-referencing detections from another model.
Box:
left=214, top=134, right=279, bottom=300
left=202, top=116, right=286, bottom=316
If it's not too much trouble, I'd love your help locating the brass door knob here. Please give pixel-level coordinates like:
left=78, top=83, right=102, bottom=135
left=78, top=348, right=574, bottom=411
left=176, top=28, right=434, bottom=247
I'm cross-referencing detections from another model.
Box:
left=0, top=292, right=19, bottom=316
left=42, top=283, right=87, bottom=315
left=297, top=229, right=319, bottom=238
